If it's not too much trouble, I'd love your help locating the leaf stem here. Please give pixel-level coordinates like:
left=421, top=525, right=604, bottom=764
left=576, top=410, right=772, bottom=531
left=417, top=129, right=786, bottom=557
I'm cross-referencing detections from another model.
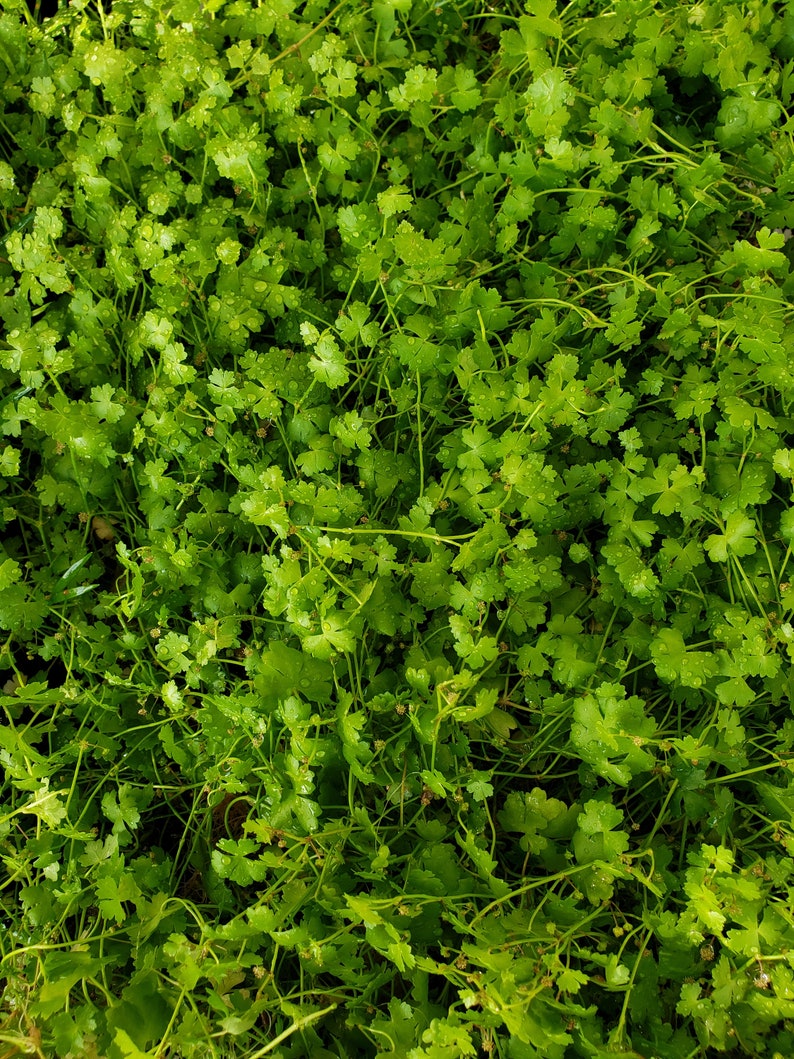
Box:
left=247, top=1003, right=338, bottom=1058
left=271, top=3, right=349, bottom=64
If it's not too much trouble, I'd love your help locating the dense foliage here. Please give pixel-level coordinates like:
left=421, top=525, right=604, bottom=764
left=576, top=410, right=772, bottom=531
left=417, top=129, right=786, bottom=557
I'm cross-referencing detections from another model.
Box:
left=2, top=0, right=794, bottom=1055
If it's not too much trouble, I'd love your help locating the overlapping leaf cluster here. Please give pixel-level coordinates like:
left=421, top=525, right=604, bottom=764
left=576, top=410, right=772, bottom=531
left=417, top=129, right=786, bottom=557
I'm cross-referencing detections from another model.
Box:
left=2, top=0, right=794, bottom=1055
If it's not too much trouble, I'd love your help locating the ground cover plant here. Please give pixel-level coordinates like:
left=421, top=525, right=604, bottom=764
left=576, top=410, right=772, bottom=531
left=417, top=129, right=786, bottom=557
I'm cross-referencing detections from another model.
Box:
left=2, top=0, right=794, bottom=1054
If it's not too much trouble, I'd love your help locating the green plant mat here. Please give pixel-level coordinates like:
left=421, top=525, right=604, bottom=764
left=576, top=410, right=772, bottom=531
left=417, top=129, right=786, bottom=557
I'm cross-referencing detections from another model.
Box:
left=2, top=0, right=794, bottom=1055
